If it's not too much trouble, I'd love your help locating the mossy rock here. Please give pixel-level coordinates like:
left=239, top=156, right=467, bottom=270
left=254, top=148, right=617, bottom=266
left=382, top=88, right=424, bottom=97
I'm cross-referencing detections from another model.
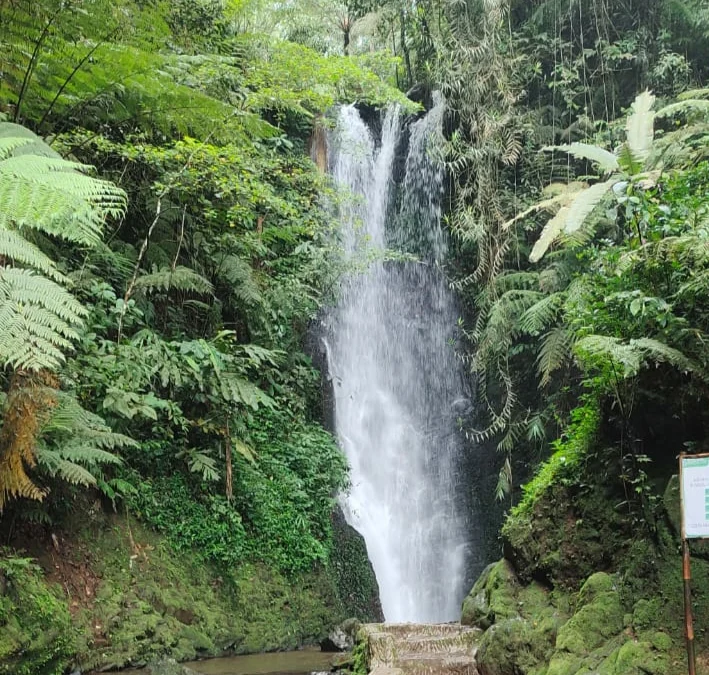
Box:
left=463, top=559, right=570, bottom=675
left=330, top=507, right=383, bottom=622
left=555, top=574, right=624, bottom=656
left=476, top=617, right=557, bottom=675
left=0, top=557, right=80, bottom=675
left=502, top=481, right=629, bottom=590
left=461, top=560, right=519, bottom=629
left=596, top=639, right=671, bottom=675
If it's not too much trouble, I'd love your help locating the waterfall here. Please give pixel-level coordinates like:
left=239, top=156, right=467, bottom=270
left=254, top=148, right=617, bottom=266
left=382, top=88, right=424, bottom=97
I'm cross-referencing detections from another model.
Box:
left=324, top=96, right=471, bottom=624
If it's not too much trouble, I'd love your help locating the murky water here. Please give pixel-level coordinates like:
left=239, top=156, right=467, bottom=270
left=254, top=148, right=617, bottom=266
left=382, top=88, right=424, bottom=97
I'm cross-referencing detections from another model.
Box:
left=116, top=649, right=333, bottom=675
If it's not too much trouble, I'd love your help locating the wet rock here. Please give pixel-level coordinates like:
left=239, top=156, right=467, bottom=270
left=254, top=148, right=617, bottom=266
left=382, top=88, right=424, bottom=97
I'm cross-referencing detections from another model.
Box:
left=321, top=617, right=361, bottom=651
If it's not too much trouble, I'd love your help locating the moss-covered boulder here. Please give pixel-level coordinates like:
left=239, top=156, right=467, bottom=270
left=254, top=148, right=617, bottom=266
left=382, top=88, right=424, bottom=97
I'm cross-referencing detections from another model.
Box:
left=461, top=560, right=520, bottom=629
left=462, top=559, right=570, bottom=675
left=546, top=573, right=624, bottom=675
left=502, top=483, right=629, bottom=590
left=476, top=618, right=553, bottom=675
left=330, top=507, right=383, bottom=622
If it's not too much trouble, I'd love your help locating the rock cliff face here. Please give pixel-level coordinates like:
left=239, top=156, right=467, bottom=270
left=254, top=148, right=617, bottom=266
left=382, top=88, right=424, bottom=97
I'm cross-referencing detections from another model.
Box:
left=458, top=474, right=709, bottom=675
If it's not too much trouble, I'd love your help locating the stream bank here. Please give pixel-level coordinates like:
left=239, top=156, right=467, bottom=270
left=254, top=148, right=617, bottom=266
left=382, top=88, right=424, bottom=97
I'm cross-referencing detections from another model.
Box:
left=0, top=508, right=380, bottom=674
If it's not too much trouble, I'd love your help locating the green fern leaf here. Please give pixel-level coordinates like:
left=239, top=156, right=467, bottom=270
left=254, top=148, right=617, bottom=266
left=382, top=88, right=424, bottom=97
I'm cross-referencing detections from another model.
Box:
left=630, top=338, right=698, bottom=375
left=679, top=89, right=709, bottom=101
left=655, top=99, right=709, bottom=122
left=575, top=335, right=642, bottom=377
left=520, top=293, right=565, bottom=335
left=134, top=266, right=214, bottom=295
left=537, top=326, right=572, bottom=386
left=0, top=268, right=86, bottom=371
left=217, top=372, right=275, bottom=410
left=0, top=229, right=64, bottom=281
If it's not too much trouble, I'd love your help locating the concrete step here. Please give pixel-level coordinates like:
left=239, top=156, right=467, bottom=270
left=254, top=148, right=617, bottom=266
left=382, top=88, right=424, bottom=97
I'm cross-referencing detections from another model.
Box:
left=395, top=654, right=479, bottom=675
left=362, top=623, right=479, bottom=675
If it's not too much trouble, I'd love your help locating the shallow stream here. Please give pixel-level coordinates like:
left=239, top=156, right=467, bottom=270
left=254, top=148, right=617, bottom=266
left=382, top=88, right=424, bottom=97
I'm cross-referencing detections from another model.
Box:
left=117, top=649, right=333, bottom=675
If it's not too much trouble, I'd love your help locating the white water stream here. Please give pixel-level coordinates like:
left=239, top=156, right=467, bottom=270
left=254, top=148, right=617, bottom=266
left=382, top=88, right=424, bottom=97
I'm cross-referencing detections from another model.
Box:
left=324, top=97, right=471, bottom=623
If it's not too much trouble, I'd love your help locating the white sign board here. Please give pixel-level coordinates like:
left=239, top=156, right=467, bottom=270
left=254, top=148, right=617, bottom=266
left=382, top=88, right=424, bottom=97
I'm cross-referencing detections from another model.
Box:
left=681, top=456, right=709, bottom=539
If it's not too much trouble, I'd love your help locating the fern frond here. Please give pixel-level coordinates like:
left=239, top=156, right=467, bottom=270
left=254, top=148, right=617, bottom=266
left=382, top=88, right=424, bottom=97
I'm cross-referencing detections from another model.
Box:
left=0, top=229, right=64, bottom=281
left=679, top=89, right=709, bottom=101
left=519, top=292, right=566, bottom=335
left=656, top=99, right=709, bottom=122
left=0, top=267, right=86, bottom=371
left=35, top=449, right=98, bottom=487
left=217, top=255, right=262, bottom=305
left=542, top=143, right=619, bottom=173
left=0, top=123, right=127, bottom=245
left=217, top=372, right=275, bottom=410
left=575, top=335, right=642, bottom=377
left=625, top=90, right=656, bottom=166
left=134, top=265, right=214, bottom=295
left=537, top=326, right=573, bottom=386
left=501, top=192, right=574, bottom=231
left=630, top=337, right=698, bottom=375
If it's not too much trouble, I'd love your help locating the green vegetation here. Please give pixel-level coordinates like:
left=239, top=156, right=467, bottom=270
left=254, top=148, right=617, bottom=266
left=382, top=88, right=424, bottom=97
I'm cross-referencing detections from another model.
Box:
left=0, top=0, right=404, bottom=670
left=3, top=0, right=709, bottom=672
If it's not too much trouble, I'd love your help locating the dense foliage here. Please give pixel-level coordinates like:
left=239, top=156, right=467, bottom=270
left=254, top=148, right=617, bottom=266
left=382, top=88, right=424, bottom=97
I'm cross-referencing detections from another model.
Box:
left=0, top=0, right=411, bottom=579
left=434, top=0, right=709, bottom=515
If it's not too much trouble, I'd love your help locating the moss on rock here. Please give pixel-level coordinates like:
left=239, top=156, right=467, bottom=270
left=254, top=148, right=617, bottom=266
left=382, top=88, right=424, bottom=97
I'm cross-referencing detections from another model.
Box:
left=502, top=481, right=629, bottom=590
left=329, top=507, right=383, bottom=622
left=0, top=556, right=80, bottom=675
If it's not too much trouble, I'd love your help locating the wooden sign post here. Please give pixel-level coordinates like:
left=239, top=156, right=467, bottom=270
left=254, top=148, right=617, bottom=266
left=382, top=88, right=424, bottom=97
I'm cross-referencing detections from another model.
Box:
left=678, top=453, right=709, bottom=675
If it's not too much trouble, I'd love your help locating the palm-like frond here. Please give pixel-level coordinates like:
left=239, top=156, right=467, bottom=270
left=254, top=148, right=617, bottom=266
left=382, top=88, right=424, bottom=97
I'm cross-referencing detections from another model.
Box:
left=625, top=90, right=656, bottom=166
left=542, top=143, right=619, bottom=173
left=530, top=179, right=615, bottom=262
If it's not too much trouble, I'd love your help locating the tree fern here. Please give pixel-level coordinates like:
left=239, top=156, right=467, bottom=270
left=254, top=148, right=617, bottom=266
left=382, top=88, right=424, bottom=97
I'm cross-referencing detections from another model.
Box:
left=530, top=179, right=616, bottom=262
left=575, top=335, right=698, bottom=378
left=0, top=122, right=125, bottom=372
left=36, top=392, right=135, bottom=488
left=0, top=268, right=86, bottom=371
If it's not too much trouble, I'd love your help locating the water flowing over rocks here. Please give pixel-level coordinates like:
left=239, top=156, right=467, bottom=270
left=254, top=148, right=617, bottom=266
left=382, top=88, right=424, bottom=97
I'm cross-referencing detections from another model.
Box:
left=325, top=95, right=475, bottom=624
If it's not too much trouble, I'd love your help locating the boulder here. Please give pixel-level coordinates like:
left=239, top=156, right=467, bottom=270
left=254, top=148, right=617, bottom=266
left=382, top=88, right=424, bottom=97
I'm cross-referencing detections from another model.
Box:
left=321, top=617, right=361, bottom=652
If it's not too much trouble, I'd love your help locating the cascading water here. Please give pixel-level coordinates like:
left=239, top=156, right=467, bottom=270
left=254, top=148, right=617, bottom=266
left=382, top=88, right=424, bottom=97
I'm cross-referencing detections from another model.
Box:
left=324, top=96, right=472, bottom=623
